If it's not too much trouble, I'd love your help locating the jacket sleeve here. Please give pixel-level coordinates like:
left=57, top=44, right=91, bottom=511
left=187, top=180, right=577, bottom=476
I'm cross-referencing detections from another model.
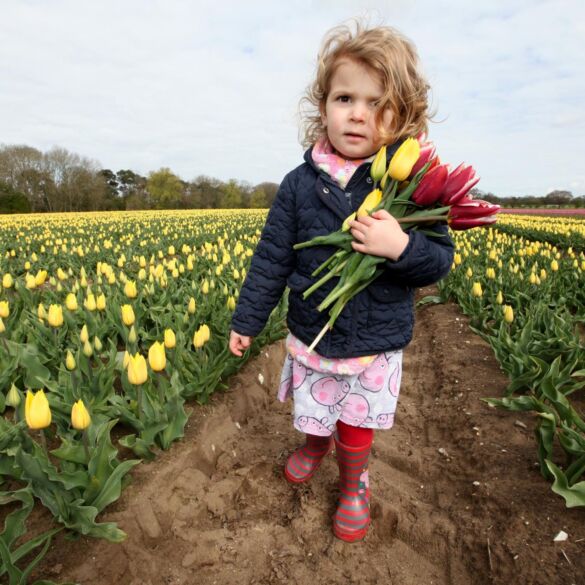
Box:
left=230, top=172, right=297, bottom=337
left=383, top=222, right=454, bottom=287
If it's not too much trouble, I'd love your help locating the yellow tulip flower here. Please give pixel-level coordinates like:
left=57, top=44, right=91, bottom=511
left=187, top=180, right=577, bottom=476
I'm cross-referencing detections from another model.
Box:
left=121, top=304, right=135, bottom=326
left=471, top=282, right=483, bottom=297
left=370, top=145, right=387, bottom=182
left=65, top=293, right=78, bottom=311
left=25, top=389, right=52, bottom=430
left=388, top=137, right=420, bottom=181
left=193, top=329, right=205, bottom=349
left=0, top=317, right=5, bottom=334
left=356, top=189, right=383, bottom=218
left=123, top=350, right=130, bottom=368
left=25, top=274, right=37, bottom=290
left=83, top=340, right=93, bottom=357
left=164, top=328, right=176, bottom=349
left=2, top=273, right=13, bottom=289
left=124, top=280, right=138, bottom=299
left=128, top=325, right=137, bottom=344
left=503, top=305, right=514, bottom=323
left=84, top=294, right=97, bottom=312
left=0, top=300, right=9, bottom=318
left=227, top=296, right=236, bottom=311
left=341, top=212, right=356, bottom=232
left=148, top=341, right=166, bottom=372
left=6, top=384, right=21, bottom=407
left=187, top=297, right=196, bottom=314
left=66, top=350, right=76, bottom=371
left=127, top=353, right=148, bottom=385
left=96, top=294, right=106, bottom=311
left=47, top=304, right=64, bottom=328
left=71, top=399, right=91, bottom=430
left=35, top=270, right=48, bottom=286
left=80, top=324, right=89, bottom=343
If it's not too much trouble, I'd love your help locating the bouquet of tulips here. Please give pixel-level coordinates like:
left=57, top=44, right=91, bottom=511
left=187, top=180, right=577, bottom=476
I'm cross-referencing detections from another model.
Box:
left=293, top=136, right=500, bottom=352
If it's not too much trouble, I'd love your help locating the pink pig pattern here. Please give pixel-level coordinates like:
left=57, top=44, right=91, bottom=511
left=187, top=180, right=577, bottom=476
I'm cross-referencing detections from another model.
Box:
left=278, top=341, right=403, bottom=431
left=340, top=393, right=371, bottom=427
left=296, top=415, right=336, bottom=436
left=358, top=353, right=389, bottom=392
left=310, top=377, right=351, bottom=413
left=292, top=360, right=313, bottom=389
left=388, top=361, right=401, bottom=397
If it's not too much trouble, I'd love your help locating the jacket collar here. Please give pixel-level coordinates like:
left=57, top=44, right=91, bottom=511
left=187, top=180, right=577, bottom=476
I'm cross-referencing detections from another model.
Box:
left=303, top=138, right=407, bottom=221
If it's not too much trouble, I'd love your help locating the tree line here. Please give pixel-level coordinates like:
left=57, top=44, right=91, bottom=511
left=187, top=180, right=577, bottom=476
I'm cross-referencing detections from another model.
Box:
left=1, top=143, right=584, bottom=214
left=0, top=144, right=278, bottom=214
left=475, top=189, right=585, bottom=208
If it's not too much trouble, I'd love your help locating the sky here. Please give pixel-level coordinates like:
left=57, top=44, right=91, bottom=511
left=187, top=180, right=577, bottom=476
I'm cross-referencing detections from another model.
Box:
left=1, top=0, right=584, bottom=197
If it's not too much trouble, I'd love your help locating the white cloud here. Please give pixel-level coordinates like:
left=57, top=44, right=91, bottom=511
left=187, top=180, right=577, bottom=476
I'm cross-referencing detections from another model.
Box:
left=1, top=0, right=584, bottom=196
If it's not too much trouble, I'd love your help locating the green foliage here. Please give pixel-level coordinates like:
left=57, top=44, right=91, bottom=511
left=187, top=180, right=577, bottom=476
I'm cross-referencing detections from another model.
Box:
left=0, top=182, right=31, bottom=214
left=146, top=167, right=184, bottom=209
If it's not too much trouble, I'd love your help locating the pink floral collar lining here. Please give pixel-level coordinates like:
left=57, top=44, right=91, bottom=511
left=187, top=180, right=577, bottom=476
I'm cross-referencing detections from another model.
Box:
left=311, top=138, right=374, bottom=189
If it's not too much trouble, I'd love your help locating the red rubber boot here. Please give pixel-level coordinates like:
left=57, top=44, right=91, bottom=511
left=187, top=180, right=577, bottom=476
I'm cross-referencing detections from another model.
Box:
left=332, top=435, right=372, bottom=542
left=284, top=434, right=333, bottom=484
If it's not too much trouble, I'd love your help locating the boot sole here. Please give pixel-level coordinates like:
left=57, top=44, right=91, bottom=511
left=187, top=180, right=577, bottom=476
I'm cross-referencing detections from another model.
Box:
left=333, top=520, right=369, bottom=542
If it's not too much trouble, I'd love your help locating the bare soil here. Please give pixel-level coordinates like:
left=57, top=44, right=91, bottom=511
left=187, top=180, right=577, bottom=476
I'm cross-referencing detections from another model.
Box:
left=35, top=288, right=585, bottom=585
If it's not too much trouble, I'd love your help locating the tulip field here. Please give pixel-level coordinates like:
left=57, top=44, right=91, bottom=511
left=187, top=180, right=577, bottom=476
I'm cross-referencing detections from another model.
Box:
left=1, top=208, right=584, bottom=583
left=438, top=212, right=585, bottom=507
left=0, top=210, right=287, bottom=583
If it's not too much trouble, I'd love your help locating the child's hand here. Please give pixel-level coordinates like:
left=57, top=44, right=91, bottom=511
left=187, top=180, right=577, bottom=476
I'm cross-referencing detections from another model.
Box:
left=229, top=330, right=253, bottom=357
left=348, top=209, right=409, bottom=261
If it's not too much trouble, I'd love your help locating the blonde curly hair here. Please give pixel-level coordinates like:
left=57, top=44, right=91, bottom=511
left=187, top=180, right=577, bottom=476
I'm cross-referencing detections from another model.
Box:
left=299, top=21, right=431, bottom=148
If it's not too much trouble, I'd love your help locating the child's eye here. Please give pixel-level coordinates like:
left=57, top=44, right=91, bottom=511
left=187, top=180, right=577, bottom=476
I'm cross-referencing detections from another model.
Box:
left=337, top=95, right=351, bottom=103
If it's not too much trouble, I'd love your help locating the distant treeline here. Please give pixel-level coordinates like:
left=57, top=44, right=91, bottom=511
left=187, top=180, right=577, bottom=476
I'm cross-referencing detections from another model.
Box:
left=1, top=144, right=584, bottom=214
left=0, top=144, right=278, bottom=214
left=477, top=190, right=585, bottom=209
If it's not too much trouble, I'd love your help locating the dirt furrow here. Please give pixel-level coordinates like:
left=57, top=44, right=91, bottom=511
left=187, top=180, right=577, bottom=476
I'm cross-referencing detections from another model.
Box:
left=36, top=289, right=585, bottom=585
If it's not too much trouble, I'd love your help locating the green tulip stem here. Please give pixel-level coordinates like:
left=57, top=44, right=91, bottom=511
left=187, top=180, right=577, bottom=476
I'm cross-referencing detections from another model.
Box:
left=39, top=429, right=48, bottom=453
left=156, top=375, right=164, bottom=404
left=397, top=214, right=448, bottom=225
left=136, top=384, right=143, bottom=422
left=82, top=430, right=90, bottom=463
left=87, top=358, right=95, bottom=392
left=312, top=249, right=348, bottom=277
left=13, top=405, right=19, bottom=423
left=1, top=335, right=8, bottom=353
left=307, top=321, right=331, bottom=354
left=71, top=370, right=78, bottom=401
left=303, top=258, right=349, bottom=300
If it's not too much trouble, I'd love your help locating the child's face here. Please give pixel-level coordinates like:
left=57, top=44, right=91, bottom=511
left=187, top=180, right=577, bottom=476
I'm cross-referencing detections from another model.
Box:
left=321, top=58, right=392, bottom=160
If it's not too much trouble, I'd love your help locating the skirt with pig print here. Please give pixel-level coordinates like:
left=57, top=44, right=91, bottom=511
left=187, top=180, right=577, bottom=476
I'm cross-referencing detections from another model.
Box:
left=277, top=334, right=403, bottom=435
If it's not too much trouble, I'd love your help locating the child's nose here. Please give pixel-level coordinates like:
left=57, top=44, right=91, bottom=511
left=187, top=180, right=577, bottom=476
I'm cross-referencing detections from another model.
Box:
left=350, top=103, right=368, bottom=122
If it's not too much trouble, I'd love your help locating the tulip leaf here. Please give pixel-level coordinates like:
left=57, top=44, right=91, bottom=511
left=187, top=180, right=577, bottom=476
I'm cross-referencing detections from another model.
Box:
left=416, top=295, right=443, bottom=307
left=546, top=459, right=585, bottom=508
left=89, top=458, right=140, bottom=513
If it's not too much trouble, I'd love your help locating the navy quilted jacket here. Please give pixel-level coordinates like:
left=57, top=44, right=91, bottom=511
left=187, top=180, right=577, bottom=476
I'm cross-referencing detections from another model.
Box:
left=231, top=142, right=454, bottom=358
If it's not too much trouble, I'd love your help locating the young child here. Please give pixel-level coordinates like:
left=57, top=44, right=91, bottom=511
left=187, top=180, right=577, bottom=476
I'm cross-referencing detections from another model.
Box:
left=228, top=22, right=454, bottom=542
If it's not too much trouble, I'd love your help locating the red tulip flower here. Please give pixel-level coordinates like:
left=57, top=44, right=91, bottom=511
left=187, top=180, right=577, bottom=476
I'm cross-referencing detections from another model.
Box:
left=440, top=163, right=480, bottom=205
left=411, top=164, right=449, bottom=206
left=410, top=141, right=437, bottom=177
left=448, top=197, right=500, bottom=230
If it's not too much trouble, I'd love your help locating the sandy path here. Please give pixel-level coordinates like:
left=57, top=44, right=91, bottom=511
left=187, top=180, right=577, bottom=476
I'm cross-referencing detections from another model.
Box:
left=38, top=289, right=585, bottom=585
